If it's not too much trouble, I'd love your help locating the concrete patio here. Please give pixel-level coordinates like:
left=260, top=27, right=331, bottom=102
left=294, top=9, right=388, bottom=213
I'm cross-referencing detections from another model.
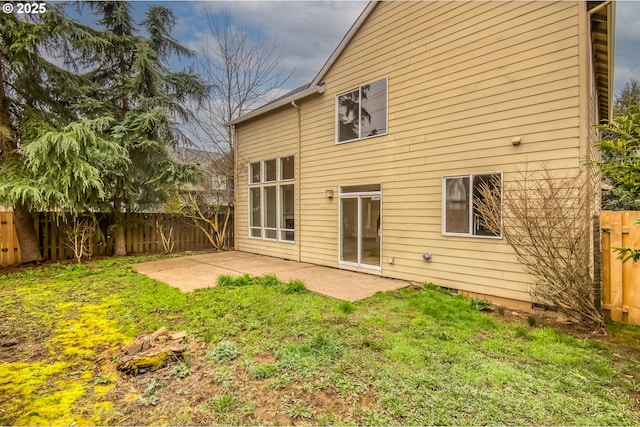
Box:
left=132, top=251, right=410, bottom=301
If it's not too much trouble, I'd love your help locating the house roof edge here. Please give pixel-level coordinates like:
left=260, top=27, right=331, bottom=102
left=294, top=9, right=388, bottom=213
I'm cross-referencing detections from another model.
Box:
left=228, top=1, right=377, bottom=127
left=227, top=84, right=325, bottom=126
left=311, top=1, right=379, bottom=86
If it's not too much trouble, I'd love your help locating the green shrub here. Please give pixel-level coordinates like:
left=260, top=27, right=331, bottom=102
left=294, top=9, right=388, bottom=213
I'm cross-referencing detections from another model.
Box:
left=248, top=363, right=278, bottom=379
left=470, top=298, right=494, bottom=312
left=170, top=362, right=191, bottom=378
left=338, top=301, right=356, bottom=314
left=281, top=279, right=307, bottom=294
left=277, top=334, right=343, bottom=369
left=234, top=273, right=253, bottom=286
left=209, top=340, right=239, bottom=363
left=207, top=393, right=236, bottom=413
left=217, top=274, right=234, bottom=287
left=259, top=274, right=281, bottom=287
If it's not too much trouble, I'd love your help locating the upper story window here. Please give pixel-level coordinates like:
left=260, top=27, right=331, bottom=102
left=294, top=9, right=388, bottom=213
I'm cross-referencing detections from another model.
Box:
left=336, top=77, right=388, bottom=143
left=443, top=173, right=502, bottom=238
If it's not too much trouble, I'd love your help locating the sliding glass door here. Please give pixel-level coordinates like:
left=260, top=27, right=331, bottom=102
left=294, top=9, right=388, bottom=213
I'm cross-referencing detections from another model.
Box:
left=339, top=185, right=381, bottom=269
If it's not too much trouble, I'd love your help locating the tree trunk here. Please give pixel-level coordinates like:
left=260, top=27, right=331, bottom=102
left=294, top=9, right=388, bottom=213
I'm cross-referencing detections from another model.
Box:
left=113, top=224, right=127, bottom=256
left=112, top=203, right=127, bottom=256
left=13, top=204, right=43, bottom=263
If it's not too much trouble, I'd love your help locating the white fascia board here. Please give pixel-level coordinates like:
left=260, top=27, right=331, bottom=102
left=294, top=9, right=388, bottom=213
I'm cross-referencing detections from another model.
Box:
left=227, top=84, right=325, bottom=126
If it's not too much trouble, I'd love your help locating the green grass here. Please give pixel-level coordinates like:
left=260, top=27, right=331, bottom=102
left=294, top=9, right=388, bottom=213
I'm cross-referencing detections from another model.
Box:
left=1, top=256, right=640, bottom=425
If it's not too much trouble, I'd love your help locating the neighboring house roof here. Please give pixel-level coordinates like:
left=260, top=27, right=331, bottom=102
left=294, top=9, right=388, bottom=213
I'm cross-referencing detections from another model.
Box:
left=230, top=0, right=614, bottom=126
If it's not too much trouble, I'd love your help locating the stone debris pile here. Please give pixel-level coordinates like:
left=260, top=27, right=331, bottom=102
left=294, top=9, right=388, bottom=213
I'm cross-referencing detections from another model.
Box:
left=117, top=327, right=187, bottom=375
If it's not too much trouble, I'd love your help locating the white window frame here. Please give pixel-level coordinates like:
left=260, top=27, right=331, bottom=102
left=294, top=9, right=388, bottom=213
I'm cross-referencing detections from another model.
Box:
left=247, top=156, right=295, bottom=243
left=442, top=172, right=503, bottom=239
left=248, top=186, right=261, bottom=238
left=335, top=77, right=388, bottom=144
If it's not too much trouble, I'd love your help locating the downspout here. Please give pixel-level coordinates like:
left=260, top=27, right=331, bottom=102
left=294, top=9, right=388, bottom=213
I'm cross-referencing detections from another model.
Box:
left=291, top=100, right=302, bottom=262
left=231, top=124, right=239, bottom=251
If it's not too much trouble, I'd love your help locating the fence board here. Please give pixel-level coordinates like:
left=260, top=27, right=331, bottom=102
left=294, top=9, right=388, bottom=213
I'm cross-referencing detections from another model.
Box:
left=0, top=211, right=234, bottom=267
left=601, top=210, right=640, bottom=325
left=0, top=211, right=20, bottom=266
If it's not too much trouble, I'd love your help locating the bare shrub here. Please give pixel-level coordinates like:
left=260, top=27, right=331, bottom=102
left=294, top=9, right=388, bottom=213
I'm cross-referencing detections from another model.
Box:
left=474, top=168, right=604, bottom=330
left=158, top=225, right=175, bottom=254
left=180, top=191, right=231, bottom=251
left=62, top=216, right=96, bottom=263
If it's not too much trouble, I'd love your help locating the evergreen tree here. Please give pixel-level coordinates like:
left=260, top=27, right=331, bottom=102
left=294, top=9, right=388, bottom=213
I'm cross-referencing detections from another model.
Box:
left=0, top=5, right=107, bottom=262
left=1, top=2, right=207, bottom=261
left=601, top=79, right=640, bottom=210
left=613, top=79, right=640, bottom=116
left=82, top=2, right=207, bottom=255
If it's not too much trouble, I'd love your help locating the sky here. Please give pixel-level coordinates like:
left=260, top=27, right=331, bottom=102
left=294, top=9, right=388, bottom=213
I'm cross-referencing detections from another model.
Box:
left=153, top=0, right=639, bottom=98
left=68, top=1, right=638, bottom=101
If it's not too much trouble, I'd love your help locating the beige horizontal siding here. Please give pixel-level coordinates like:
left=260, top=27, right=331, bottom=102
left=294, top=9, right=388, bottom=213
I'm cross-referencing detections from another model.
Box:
left=236, top=1, right=589, bottom=304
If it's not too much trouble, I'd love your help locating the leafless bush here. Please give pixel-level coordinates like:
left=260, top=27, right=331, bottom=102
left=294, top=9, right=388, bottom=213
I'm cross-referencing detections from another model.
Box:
left=474, top=168, right=604, bottom=330
left=63, top=216, right=96, bottom=263
left=158, top=225, right=175, bottom=254
left=180, top=192, right=231, bottom=251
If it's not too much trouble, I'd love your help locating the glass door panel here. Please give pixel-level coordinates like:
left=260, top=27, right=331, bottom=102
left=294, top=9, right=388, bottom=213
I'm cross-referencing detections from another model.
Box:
left=340, top=198, right=358, bottom=263
left=361, top=196, right=380, bottom=267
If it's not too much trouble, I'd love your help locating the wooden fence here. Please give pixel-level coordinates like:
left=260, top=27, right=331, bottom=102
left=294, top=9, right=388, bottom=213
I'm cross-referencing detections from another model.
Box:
left=0, top=210, right=233, bottom=267
left=601, top=210, right=640, bottom=325
left=0, top=210, right=21, bottom=266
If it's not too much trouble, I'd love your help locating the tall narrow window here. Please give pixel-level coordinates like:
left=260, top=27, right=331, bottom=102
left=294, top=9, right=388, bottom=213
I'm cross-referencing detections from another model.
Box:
left=280, top=184, right=294, bottom=241
left=248, top=156, right=295, bottom=242
left=263, top=186, right=277, bottom=239
left=336, top=78, right=387, bottom=143
left=443, top=173, right=501, bottom=237
left=249, top=187, right=261, bottom=238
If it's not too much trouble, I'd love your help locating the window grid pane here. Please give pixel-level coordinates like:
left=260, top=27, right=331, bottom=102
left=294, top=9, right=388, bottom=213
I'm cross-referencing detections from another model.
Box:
left=445, top=177, right=470, bottom=234
left=337, top=89, right=360, bottom=142
left=264, top=186, right=277, bottom=240
left=472, top=174, right=500, bottom=237
left=280, top=184, right=295, bottom=241
left=280, top=156, right=295, bottom=180
left=250, top=163, right=260, bottom=184
left=264, top=159, right=277, bottom=182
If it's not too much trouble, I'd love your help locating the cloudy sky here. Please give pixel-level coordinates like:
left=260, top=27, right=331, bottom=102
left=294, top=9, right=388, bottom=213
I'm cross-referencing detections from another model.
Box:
left=159, top=0, right=639, bottom=98
left=165, top=1, right=368, bottom=91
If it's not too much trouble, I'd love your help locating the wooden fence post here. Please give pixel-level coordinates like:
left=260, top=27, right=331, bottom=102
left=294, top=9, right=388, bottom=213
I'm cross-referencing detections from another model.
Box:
left=601, top=211, right=640, bottom=325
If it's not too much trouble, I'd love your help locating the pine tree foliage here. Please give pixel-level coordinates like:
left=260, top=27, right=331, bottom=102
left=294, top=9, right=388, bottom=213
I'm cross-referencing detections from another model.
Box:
left=613, top=79, right=640, bottom=117
left=1, top=1, right=208, bottom=259
left=0, top=118, right=128, bottom=214
left=600, top=79, right=640, bottom=210
left=0, top=5, right=112, bottom=262
left=596, top=106, right=640, bottom=200
left=82, top=2, right=207, bottom=217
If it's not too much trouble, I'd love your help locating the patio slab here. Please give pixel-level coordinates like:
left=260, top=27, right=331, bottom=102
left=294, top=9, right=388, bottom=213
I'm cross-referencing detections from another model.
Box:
left=132, top=251, right=409, bottom=301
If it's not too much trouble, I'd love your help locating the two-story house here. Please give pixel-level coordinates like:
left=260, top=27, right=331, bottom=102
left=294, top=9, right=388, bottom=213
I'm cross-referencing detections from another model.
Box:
left=229, top=0, right=614, bottom=308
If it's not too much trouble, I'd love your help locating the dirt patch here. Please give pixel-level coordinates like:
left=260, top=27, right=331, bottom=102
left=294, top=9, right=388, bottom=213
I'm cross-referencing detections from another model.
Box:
left=0, top=338, right=49, bottom=363
left=252, top=350, right=276, bottom=364
left=103, top=341, right=379, bottom=426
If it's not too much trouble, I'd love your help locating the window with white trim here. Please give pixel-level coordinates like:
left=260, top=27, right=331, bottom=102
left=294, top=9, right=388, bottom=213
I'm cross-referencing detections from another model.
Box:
left=248, top=156, right=295, bottom=242
left=443, top=173, right=501, bottom=237
left=336, top=78, right=387, bottom=143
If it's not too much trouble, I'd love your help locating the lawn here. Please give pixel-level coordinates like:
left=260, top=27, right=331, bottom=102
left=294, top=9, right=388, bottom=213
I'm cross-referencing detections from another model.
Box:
left=1, top=255, right=639, bottom=425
